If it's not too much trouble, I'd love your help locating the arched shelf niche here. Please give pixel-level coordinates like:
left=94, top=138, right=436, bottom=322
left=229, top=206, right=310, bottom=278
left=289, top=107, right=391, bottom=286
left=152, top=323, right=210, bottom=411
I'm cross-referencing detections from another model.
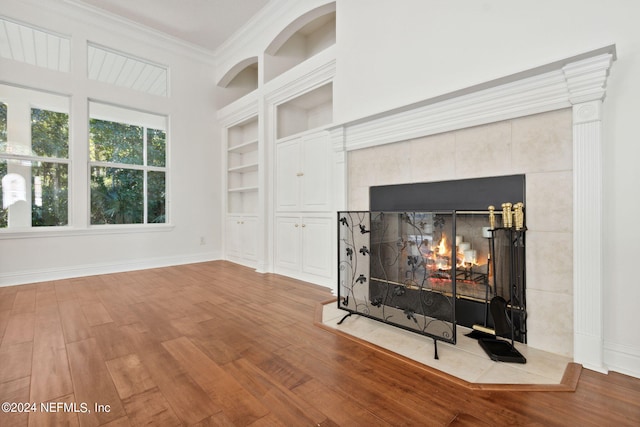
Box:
left=264, top=2, right=336, bottom=83
left=217, top=56, right=259, bottom=108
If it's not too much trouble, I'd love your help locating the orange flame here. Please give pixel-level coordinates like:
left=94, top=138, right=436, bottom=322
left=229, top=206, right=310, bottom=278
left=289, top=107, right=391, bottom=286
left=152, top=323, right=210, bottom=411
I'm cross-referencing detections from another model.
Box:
left=437, top=235, right=447, bottom=256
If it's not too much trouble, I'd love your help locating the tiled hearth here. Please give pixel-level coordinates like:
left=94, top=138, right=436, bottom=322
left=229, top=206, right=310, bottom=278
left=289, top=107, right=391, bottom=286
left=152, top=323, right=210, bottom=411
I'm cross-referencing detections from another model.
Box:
left=320, top=302, right=576, bottom=389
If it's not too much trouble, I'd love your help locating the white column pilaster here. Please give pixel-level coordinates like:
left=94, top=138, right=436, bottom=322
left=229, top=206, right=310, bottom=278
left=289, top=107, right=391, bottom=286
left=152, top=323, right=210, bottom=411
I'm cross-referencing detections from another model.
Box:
left=330, top=126, right=347, bottom=211
left=563, top=53, right=613, bottom=373
left=329, top=126, right=347, bottom=295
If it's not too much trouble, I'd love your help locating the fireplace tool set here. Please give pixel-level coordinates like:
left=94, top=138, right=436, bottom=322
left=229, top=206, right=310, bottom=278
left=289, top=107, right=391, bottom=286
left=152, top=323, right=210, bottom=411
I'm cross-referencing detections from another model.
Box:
left=473, top=202, right=527, bottom=363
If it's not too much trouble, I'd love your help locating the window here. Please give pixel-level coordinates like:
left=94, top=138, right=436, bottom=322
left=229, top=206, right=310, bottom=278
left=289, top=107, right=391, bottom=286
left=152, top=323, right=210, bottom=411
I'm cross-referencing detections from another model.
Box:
left=89, top=102, right=167, bottom=225
left=0, top=84, right=69, bottom=229
left=0, top=18, right=71, bottom=73
left=87, top=44, right=168, bottom=97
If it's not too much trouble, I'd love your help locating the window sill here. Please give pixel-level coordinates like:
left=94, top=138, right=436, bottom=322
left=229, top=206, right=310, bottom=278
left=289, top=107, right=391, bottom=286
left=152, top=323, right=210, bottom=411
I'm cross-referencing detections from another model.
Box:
left=0, top=224, right=175, bottom=240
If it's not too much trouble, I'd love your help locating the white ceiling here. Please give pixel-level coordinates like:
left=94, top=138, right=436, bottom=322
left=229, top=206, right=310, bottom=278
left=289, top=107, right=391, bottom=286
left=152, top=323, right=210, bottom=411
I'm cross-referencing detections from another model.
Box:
left=73, top=0, right=271, bottom=52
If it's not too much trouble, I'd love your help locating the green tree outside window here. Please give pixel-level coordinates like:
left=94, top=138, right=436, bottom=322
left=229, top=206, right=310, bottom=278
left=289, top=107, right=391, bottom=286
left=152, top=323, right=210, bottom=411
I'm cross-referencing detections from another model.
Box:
left=1, top=104, right=69, bottom=228
left=89, top=116, right=167, bottom=225
left=31, top=108, right=69, bottom=226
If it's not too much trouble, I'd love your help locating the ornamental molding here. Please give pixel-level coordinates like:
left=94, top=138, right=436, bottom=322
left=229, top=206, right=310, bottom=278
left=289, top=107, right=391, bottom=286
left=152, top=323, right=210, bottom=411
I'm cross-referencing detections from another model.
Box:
left=329, top=126, right=346, bottom=153
left=217, top=92, right=259, bottom=126
left=563, top=53, right=614, bottom=104
left=335, top=46, right=615, bottom=152
left=573, top=101, right=603, bottom=124
left=263, top=50, right=336, bottom=106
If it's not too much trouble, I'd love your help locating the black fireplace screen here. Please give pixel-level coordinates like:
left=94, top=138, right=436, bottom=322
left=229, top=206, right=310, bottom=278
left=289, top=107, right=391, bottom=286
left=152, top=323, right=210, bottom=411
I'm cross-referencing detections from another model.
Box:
left=338, top=208, right=527, bottom=347
left=338, top=211, right=458, bottom=344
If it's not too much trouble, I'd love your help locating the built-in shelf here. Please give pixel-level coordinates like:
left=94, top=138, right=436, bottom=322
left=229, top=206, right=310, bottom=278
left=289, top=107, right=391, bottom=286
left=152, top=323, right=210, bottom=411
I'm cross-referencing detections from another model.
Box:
left=264, top=6, right=336, bottom=83
left=226, top=115, right=259, bottom=215
left=228, top=163, right=259, bottom=174
left=228, top=139, right=258, bottom=154
left=277, top=82, right=333, bottom=139
left=217, top=58, right=259, bottom=109
left=228, top=186, right=258, bottom=193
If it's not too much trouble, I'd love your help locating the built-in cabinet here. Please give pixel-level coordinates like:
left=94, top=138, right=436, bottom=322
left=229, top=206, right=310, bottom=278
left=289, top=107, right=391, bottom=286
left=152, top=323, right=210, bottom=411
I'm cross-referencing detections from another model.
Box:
left=274, top=215, right=333, bottom=280
left=272, top=80, right=335, bottom=285
left=218, top=5, right=337, bottom=286
left=275, top=130, right=331, bottom=212
left=273, top=129, right=333, bottom=283
left=225, top=216, right=257, bottom=262
left=222, top=111, right=260, bottom=268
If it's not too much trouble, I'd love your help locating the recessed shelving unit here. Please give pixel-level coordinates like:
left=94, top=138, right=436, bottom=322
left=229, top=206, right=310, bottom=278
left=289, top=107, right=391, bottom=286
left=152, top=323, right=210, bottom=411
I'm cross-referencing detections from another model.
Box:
left=264, top=7, right=336, bottom=83
left=218, top=2, right=337, bottom=281
left=227, top=116, right=259, bottom=214
left=276, top=82, right=333, bottom=139
left=217, top=58, right=259, bottom=108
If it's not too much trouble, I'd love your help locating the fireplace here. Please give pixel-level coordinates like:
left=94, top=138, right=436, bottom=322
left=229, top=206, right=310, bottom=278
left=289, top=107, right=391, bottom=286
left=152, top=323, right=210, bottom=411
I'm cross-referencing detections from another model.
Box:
left=332, top=47, right=614, bottom=369
left=338, top=175, right=527, bottom=353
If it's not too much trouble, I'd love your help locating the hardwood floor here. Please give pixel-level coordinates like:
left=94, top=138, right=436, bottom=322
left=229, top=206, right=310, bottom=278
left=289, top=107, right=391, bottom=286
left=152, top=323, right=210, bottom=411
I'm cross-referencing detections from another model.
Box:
left=0, top=261, right=638, bottom=426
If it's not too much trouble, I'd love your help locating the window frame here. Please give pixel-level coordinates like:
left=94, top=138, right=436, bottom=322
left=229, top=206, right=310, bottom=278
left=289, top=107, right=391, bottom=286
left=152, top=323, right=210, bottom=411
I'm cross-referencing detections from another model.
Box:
left=0, top=86, right=71, bottom=231
left=88, top=101, right=169, bottom=227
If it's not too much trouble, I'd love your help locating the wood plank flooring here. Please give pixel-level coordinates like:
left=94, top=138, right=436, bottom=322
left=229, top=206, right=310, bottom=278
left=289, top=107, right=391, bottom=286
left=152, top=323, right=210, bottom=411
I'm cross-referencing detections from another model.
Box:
left=0, top=261, right=638, bottom=426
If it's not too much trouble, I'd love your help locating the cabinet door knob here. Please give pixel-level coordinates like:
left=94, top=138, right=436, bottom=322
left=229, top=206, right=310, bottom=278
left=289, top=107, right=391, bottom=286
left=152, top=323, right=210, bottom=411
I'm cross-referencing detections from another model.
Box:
left=301, top=223, right=306, bottom=227
left=296, top=172, right=304, bottom=177
left=295, top=224, right=299, bottom=227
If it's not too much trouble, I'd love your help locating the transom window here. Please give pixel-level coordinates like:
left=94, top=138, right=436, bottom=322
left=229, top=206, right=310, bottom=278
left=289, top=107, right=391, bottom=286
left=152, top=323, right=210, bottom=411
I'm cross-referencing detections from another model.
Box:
left=89, top=102, right=167, bottom=225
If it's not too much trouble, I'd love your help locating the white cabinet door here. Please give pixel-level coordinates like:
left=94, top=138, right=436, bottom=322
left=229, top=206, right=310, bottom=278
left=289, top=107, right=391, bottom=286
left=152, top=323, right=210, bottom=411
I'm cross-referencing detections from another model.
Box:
left=301, top=132, right=331, bottom=212
left=276, top=131, right=331, bottom=213
left=301, top=216, right=333, bottom=278
left=226, top=215, right=258, bottom=263
left=275, top=140, right=300, bottom=211
left=275, top=216, right=301, bottom=271
left=226, top=216, right=242, bottom=257
left=241, top=216, right=258, bottom=261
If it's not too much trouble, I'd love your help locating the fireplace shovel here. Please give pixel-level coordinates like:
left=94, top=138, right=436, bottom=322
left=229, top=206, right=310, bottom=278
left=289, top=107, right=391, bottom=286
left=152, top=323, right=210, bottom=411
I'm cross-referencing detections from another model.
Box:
left=477, top=296, right=526, bottom=363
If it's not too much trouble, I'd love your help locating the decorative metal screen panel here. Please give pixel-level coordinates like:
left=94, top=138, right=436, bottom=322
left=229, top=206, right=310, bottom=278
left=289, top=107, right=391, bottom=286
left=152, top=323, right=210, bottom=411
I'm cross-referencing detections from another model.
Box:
left=338, top=211, right=457, bottom=344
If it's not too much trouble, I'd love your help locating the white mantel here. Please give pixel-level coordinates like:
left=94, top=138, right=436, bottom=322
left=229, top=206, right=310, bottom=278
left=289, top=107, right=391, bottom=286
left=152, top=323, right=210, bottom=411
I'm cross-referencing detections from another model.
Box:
left=330, top=45, right=615, bottom=373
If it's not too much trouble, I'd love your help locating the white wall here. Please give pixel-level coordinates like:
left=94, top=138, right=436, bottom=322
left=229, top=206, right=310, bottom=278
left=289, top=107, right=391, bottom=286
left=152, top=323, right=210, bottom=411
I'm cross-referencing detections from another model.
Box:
left=0, top=0, right=221, bottom=285
left=335, top=0, right=640, bottom=377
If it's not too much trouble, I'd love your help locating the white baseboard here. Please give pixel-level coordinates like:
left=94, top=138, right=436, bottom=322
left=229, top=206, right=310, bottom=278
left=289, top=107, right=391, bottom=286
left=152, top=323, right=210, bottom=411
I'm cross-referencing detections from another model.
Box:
left=604, top=341, right=640, bottom=379
left=0, top=251, right=223, bottom=287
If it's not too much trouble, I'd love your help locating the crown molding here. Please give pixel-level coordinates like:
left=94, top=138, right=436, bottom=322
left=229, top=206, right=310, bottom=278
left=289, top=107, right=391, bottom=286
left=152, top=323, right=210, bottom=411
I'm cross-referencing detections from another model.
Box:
left=214, top=0, right=295, bottom=59
left=60, top=0, right=216, bottom=64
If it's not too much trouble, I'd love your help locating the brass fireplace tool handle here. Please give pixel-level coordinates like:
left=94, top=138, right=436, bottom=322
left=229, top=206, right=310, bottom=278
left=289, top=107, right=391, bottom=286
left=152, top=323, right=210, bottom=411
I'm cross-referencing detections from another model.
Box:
left=492, top=202, right=524, bottom=229
left=514, top=202, right=525, bottom=231
left=502, top=203, right=513, bottom=228
left=488, top=205, right=495, bottom=229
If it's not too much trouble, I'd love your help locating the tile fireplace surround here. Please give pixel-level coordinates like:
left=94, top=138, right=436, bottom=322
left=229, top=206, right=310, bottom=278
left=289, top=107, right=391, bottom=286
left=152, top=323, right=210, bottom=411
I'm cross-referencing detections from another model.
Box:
left=348, top=109, right=569, bottom=354
left=329, top=45, right=615, bottom=373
